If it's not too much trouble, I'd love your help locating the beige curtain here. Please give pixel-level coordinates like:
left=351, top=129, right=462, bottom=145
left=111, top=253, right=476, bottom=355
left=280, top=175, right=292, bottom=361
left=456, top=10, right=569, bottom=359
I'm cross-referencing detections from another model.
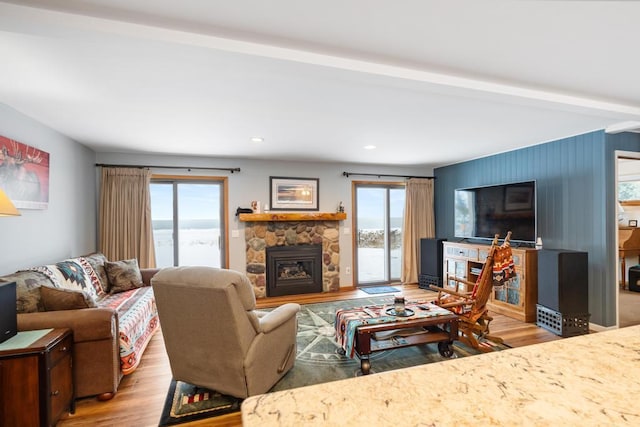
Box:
left=99, top=167, right=156, bottom=268
left=401, top=178, right=435, bottom=284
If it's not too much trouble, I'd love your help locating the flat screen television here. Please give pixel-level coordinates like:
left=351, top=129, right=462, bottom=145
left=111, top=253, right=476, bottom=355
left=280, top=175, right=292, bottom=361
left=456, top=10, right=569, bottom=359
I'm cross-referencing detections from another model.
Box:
left=454, top=181, right=536, bottom=243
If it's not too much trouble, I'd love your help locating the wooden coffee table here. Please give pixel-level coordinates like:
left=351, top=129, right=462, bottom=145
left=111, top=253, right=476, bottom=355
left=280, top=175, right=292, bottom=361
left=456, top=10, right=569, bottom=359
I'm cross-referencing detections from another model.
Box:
left=335, top=303, right=458, bottom=375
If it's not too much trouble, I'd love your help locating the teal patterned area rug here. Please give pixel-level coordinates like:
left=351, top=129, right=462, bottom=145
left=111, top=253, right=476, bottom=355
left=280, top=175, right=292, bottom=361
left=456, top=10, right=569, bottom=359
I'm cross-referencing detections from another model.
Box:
left=158, top=295, right=507, bottom=426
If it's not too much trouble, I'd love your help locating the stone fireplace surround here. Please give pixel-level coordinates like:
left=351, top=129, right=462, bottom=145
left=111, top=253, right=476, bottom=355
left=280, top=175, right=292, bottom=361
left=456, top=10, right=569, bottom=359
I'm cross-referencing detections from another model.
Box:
left=243, top=219, right=341, bottom=298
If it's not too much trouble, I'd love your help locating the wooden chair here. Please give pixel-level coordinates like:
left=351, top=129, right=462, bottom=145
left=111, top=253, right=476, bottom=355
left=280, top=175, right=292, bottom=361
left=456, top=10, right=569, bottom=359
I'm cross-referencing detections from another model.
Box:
left=430, top=232, right=515, bottom=351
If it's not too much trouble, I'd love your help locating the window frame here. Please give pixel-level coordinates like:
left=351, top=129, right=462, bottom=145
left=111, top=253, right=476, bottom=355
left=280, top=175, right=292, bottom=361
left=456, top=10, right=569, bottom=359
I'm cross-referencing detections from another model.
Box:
left=151, top=174, right=229, bottom=268
left=351, top=180, right=406, bottom=286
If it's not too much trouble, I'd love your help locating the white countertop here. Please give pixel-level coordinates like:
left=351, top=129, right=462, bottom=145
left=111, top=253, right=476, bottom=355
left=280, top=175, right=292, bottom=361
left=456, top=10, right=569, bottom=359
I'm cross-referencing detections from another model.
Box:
left=242, top=325, right=640, bottom=426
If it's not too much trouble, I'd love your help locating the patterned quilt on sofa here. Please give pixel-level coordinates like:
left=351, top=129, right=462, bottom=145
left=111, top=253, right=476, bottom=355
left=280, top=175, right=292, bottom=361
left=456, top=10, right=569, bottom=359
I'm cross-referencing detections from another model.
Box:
left=97, top=286, right=159, bottom=374
left=13, top=255, right=159, bottom=375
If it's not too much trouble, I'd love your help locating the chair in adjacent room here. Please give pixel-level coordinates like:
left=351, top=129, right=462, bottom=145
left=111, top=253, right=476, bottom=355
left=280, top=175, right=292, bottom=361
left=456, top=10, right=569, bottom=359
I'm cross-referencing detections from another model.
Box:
left=430, top=232, right=514, bottom=351
left=151, top=266, right=300, bottom=398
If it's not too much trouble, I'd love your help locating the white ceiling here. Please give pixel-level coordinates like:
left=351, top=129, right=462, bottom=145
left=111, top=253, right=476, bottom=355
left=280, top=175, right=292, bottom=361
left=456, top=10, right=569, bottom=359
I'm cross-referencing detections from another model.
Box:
left=1, top=0, right=640, bottom=168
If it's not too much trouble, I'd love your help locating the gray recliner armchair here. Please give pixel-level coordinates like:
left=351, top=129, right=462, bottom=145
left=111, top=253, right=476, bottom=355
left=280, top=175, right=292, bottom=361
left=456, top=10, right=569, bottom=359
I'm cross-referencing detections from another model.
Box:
left=151, top=266, right=300, bottom=398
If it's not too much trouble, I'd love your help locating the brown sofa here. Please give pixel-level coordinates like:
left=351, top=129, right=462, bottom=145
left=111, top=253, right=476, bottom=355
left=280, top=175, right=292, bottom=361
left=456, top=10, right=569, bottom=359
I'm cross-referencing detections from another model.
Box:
left=0, top=254, right=159, bottom=400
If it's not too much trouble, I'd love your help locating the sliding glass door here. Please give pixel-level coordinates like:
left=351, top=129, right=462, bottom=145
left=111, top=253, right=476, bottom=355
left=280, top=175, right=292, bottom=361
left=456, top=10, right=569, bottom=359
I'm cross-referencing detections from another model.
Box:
left=150, top=177, right=226, bottom=268
left=354, top=183, right=405, bottom=285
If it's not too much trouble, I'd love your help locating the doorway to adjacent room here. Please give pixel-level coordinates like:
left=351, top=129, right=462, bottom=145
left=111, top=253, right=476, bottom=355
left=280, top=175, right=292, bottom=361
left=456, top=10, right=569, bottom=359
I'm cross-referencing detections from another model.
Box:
left=615, top=153, right=640, bottom=327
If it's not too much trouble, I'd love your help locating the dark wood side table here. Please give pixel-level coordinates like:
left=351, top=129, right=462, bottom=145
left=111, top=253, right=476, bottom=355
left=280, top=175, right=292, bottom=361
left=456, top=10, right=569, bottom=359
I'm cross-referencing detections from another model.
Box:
left=0, top=328, right=74, bottom=427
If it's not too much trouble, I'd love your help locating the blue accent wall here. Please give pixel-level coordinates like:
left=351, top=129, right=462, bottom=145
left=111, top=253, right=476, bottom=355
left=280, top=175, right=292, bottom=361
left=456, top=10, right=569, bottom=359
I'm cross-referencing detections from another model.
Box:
left=435, top=130, right=640, bottom=327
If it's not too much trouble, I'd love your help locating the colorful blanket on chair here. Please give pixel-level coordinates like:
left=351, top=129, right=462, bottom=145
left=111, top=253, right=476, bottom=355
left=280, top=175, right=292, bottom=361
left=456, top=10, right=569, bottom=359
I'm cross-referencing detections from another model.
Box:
left=492, top=245, right=517, bottom=287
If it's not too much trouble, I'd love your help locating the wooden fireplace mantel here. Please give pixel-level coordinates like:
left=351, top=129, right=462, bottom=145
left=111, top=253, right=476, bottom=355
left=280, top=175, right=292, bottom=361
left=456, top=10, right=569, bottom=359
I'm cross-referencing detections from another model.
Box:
left=238, top=212, right=347, bottom=222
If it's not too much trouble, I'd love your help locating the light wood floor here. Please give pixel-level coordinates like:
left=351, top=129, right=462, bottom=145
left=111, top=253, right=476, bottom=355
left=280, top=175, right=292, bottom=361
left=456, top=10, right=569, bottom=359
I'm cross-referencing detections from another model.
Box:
left=57, top=284, right=561, bottom=427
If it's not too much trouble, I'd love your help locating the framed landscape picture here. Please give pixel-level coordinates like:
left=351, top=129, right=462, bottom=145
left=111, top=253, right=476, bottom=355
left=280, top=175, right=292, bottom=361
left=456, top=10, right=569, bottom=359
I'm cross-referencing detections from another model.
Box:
left=270, top=177, right=319, bottom=211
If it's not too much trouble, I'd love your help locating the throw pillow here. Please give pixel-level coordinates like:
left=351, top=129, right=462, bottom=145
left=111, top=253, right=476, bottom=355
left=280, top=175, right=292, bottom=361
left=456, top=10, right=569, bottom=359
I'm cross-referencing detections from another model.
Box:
left=105, top=259, right=144, bottom=293
left=2, top=270, right=53, bottom=313
left=40, top=286, right=97, bottom=311
left=82, top=252, right=110, bottom=294
left=30, top=258, right=103, bottom=300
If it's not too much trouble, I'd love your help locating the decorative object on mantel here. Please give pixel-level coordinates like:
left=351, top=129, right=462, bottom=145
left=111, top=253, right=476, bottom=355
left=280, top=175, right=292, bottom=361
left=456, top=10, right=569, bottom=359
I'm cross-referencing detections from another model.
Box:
left=238, top=212, right=346, bottom=222
left=0, top=136, right=50, bottom=210
left=269, top=176, right=319, bottom=211
left=337, top=201, right=344, bottom=213
left=235, top=207, right=253, bottom=216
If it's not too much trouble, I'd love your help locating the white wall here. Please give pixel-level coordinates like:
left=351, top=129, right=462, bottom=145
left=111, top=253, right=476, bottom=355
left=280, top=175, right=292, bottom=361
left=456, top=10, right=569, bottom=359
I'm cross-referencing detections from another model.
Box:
left=0, top=104, right=97, bottom=275
left=96, top=152, right=432, bottom=287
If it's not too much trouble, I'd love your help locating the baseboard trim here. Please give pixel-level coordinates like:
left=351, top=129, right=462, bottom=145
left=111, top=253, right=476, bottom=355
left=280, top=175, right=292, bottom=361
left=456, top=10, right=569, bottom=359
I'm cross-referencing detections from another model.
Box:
left=589, top=322, right=617, bottom=332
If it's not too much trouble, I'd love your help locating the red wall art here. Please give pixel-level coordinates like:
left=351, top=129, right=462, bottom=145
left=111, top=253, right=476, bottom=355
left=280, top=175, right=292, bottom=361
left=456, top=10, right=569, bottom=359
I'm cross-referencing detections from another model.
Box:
left=0, top=136, right=50, bottom=209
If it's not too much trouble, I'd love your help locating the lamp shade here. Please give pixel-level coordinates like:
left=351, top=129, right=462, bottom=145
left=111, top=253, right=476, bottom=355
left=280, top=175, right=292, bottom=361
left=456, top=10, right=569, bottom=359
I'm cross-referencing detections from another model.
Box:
left=0, top=188, right=20, bottom=216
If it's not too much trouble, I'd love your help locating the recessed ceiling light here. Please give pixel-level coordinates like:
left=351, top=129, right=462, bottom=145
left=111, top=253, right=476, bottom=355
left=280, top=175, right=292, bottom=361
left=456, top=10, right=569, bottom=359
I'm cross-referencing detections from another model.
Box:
left=363, top=145, right=376, bottom=150
left=251, top=137, right=264, bottom=143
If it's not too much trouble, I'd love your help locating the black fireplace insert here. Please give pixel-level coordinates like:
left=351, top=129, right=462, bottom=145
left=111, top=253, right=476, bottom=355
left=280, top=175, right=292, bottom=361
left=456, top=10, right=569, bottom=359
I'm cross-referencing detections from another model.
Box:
left=266, top=245, right=322, bottom=296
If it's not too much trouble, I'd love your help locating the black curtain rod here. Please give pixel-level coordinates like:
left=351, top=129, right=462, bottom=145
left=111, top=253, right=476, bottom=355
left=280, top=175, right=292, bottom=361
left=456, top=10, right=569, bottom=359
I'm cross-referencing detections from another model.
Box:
left=96, top=164, right=241, bottom=173
left=342, top=171, right=435, bottom=179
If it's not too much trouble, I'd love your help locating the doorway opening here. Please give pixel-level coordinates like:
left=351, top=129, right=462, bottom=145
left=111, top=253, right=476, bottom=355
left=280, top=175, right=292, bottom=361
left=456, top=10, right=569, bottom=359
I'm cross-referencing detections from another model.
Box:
left=615, top=153, right=640, bottom=328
